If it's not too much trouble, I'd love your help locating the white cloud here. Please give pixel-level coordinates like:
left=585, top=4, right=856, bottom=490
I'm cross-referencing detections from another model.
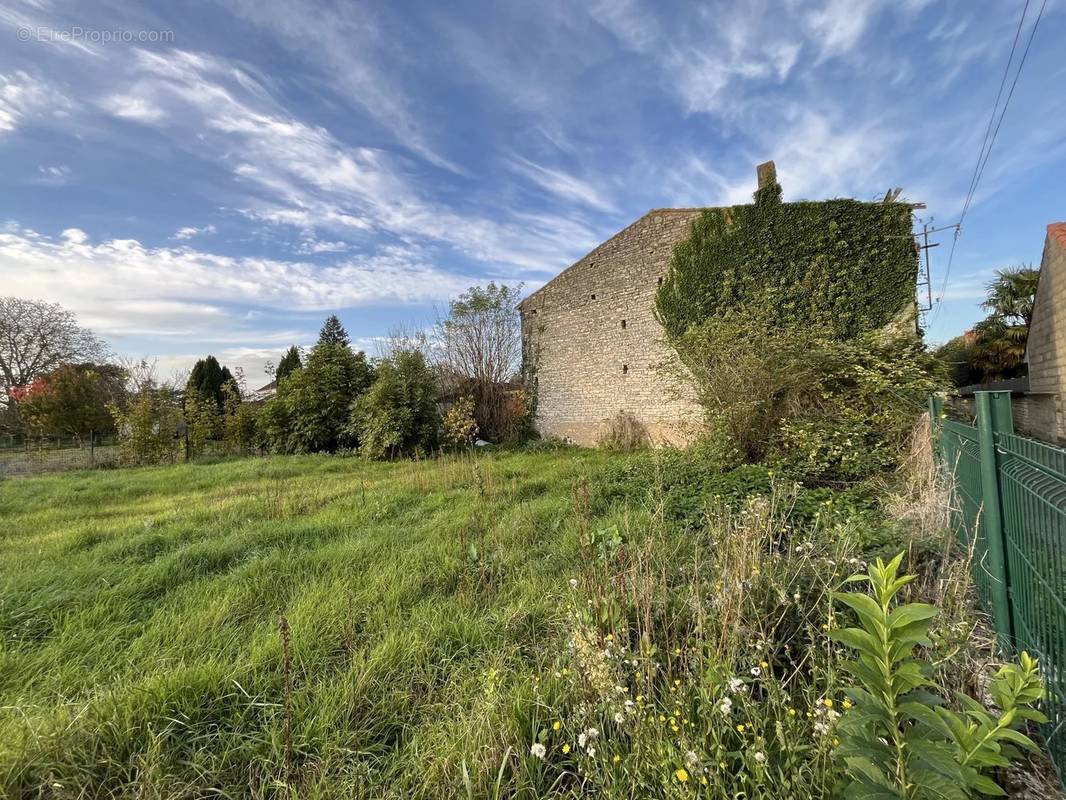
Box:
left=509, top=157, right=616, bottom=211
left=0, top=71, right=69, bottom=134
left=34, top=164, right=72, bottom=185
left=172, top=224, right=216, bottom=240
left=99, top=93, right=167, bottom=123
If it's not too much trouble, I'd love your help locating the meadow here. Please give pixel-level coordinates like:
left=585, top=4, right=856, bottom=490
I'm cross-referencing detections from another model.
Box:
left=0, top=447, right=1055, bottom=799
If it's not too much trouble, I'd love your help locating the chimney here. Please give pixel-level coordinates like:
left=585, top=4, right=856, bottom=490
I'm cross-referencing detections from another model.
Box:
left=756, top=160, right=777, bottom=190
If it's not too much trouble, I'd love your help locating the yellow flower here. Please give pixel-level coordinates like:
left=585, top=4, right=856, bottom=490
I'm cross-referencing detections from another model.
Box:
left=833, top=737, right=840, bottom=747
left=562, top=743, right=571, bottom=754
left=736, top=723, right=745, bottom=732
left=675, top=768, right=689, bottom=783
left=674, top=679, right=681, bottom=686
left=613, top=754, right=621, bottom=764
left=552, top=721, right=561, bottom=731
left=606, top=634, right=614, bottom=641
left=700, top=776, right=708, bottom=785
left=842, top=699, right=853, bottom=710
left=718, top=761, right=726, bottom=769
left=823, top=699, right=834, bottom=709
left=759, top=661, right=768, bottom=669
left=787, top=708, right=796, bottom=717
left=659, top=715, right=666, bottom=723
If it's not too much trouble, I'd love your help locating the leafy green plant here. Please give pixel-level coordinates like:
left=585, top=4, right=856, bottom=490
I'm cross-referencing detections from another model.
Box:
left=831, top=553, right=1045, bottom=799
left=442, top=396, right=479, bottom=449
left=349, top=349, right=439, bottom=459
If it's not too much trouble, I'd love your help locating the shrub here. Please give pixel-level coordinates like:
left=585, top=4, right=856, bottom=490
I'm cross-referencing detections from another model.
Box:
left=442, top=396, right=478, bottom=449
left=14, top=362, right=125, bottom=439
left=349, top=350, right=439, bottom=459
left=597, top=409, right=649, bottom=451
left=832, top=554, right=1046, bottom=798
left=183, top=392, right=220, bottom=459
left=667, top=313, right=945, bottom=482
left=259, top=343, right=373, bottom=454
left=222, top=381, right=259, bottom=455
left=109, top=387, right=182, bottom=465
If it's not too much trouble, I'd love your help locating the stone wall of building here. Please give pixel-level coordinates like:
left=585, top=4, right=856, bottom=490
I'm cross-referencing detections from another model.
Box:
left=519, top=209, right=703, bottom=446
left=1025, top=223, right=1066, bottom=445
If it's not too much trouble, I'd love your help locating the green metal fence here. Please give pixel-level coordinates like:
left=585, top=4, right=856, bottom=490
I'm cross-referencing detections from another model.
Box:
left=930, top=391, right=1065, bottom=786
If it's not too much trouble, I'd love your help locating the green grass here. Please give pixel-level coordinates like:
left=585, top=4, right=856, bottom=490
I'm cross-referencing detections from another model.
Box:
left=0, top=449, right=619, bottom=798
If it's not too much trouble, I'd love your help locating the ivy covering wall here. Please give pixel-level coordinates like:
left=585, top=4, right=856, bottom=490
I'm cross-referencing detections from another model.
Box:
left=655, top=182, right=918, bottom=340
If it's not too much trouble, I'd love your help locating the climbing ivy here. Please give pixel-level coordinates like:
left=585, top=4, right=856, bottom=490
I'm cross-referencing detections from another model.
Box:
left=655, top=181, right=918, bottom=340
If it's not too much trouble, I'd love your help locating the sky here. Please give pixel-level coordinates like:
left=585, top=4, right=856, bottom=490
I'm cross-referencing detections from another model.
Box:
left=0, top=0, right=1064, bottom=390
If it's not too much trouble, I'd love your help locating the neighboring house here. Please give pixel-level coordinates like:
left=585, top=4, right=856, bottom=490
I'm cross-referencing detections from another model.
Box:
left=519, top=161, right=917, bottom=446
left=247, top=380, right=277, bottom=403
left=1022, top=222, right=1066, bottom=444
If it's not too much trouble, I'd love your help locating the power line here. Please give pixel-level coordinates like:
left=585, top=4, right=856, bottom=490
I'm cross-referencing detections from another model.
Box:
left=931, top=0, right=1046, bottom=324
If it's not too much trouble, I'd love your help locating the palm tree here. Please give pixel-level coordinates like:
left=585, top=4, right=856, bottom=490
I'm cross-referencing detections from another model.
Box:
left=973, top=265, right=1040, bottom=380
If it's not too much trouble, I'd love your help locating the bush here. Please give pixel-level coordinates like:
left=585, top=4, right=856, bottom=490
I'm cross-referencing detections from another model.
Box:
left=667, top=313, right=945, bottom=482
left=598, top=410, right=649, bottom=451
left=183, top=392, right=220, bottom=459
left=442, top=396, right=478, bottom=449
left=349, top=350, right=439, bottom=459
left=109, top=388, right=182, bottom=466
left=258, top=343, right=373, bottom=454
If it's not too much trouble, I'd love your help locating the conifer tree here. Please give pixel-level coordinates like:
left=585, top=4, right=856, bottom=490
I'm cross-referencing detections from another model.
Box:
left=317, top=315, right=350, bottom=347
left=276, top=346, right=302, bottom=382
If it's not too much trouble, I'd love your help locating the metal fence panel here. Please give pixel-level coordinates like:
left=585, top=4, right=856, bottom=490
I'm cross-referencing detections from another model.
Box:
left=933, top=393, right=1066, bottom=789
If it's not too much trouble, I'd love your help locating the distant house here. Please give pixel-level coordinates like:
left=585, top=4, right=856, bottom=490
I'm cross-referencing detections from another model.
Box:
left=518, top=161, right=918, bottom=446
left=1023, top=222, right=1066, bottom=444
left=247, top=380, right=277, bottom=403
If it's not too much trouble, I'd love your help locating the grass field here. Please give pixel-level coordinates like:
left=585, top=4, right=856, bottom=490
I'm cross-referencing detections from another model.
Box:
left=2, top=448, right=1056, bottom=799
left=0, top=449, right=626, bottom=798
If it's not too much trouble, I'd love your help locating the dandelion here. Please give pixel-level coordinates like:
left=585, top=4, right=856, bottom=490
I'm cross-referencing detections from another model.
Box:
left=562, top=743, right=571, bottom=754
left=613, top=753, right=621, bottom=763
left=754, top=751, right=766, bottom=764
left=530, top=743, right=546, bottom=759
left=685, top=750, right=700, bottom=769
left=718, top=761, right=726, bottom=769
left=587, top=727, right=600, bottom=739
left=552, top=720, right=561, bottom=731
left=823, top=699, right=834, bottom=709
left=759, top=661, right=768, bottom=669
left=736, top=723, right=745, bottom=733
left=675, top=768, right=689, bottom=783
left=614, top=712, right=625, bottom=724
left=842, top=699, right=853, bottom=710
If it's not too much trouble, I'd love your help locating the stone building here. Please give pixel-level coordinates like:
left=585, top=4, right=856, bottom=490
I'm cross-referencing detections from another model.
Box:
left=1023, top=222, right=1066, bottom=444
left=519, top=205, right=703, bottom=445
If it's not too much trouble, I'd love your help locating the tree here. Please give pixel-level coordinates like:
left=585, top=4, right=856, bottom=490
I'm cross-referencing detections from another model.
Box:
left=0, top=297, right=106, bottom=415
left=437, top=283, right=524, bottom=441
left=276, top=346, right=303, bottom=382
left=349, top=349, right=439, bottom=459
left=109, top=386, right=183, bottom=466
left=941, top=265, right=1041, bottom=383
left=14, top=362, right=126, bottom=439
left=317, top=315, right=350, bottom=347
left=186, top=355, right=236, bottom=412
left=258, top=342, right=373, bottom=453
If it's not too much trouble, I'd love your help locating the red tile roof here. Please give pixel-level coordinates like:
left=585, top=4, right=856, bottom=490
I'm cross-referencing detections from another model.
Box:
left=1048, top=222, right=1066, bottom=250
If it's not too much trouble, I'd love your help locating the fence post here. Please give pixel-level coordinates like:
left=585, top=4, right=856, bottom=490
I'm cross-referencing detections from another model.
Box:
left=927, top=394, right=945, bottom=462
left=975, top=390, right=1014, bottom=651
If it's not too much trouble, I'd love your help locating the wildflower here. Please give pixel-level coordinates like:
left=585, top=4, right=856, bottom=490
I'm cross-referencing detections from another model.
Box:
left=675, top=768, right=690, bottom=783
left=530, top=743, right=546, bottom=759
left=562, top=743, right=571, bottom=754
left=814, top=722, right=829, bottom=736
left=613, top=753, right=621, bottom=763
left=833, top=737, right=840, bottom=747
left=719, top=761, right=727, bottom=769
left=718, top=696, right=733, bottom=715
left=788, top=707, right=797, bottom=717
left=614, top=712, right=625, bottom=724
left=754, top=751, right=766, bottom=764
left=823, top=699, right=834, bottom=709
left=750, top=666, right=761, bottom=677
left=793, top=592, right=801, bottom=602
left=578, top=733, right=587, bottom=748
left=842, top=699, right=853, bottom=710
left=587, top=746, right=596, bottom=758
left=552, top=720, right=561, bottom=731
left=736, top=723, right=745, bottom=733
left=759, top=661, right=768, bottom=669
left=587, top=727, right=600, bottom=739
left=727, top=677, right=745, bottom=694
left=685, top=750, right=700, bottom=769
left=569, top=578, right=578, bottom=589
left=701, top=776, right=708, bottom=785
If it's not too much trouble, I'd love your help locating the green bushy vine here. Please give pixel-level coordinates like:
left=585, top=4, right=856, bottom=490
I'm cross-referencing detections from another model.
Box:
left=656, top=182, right=918, bottom=340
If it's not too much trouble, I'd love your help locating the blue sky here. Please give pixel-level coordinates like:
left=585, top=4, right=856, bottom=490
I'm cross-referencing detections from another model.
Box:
left=0, top=0, right=1063, bottom=389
